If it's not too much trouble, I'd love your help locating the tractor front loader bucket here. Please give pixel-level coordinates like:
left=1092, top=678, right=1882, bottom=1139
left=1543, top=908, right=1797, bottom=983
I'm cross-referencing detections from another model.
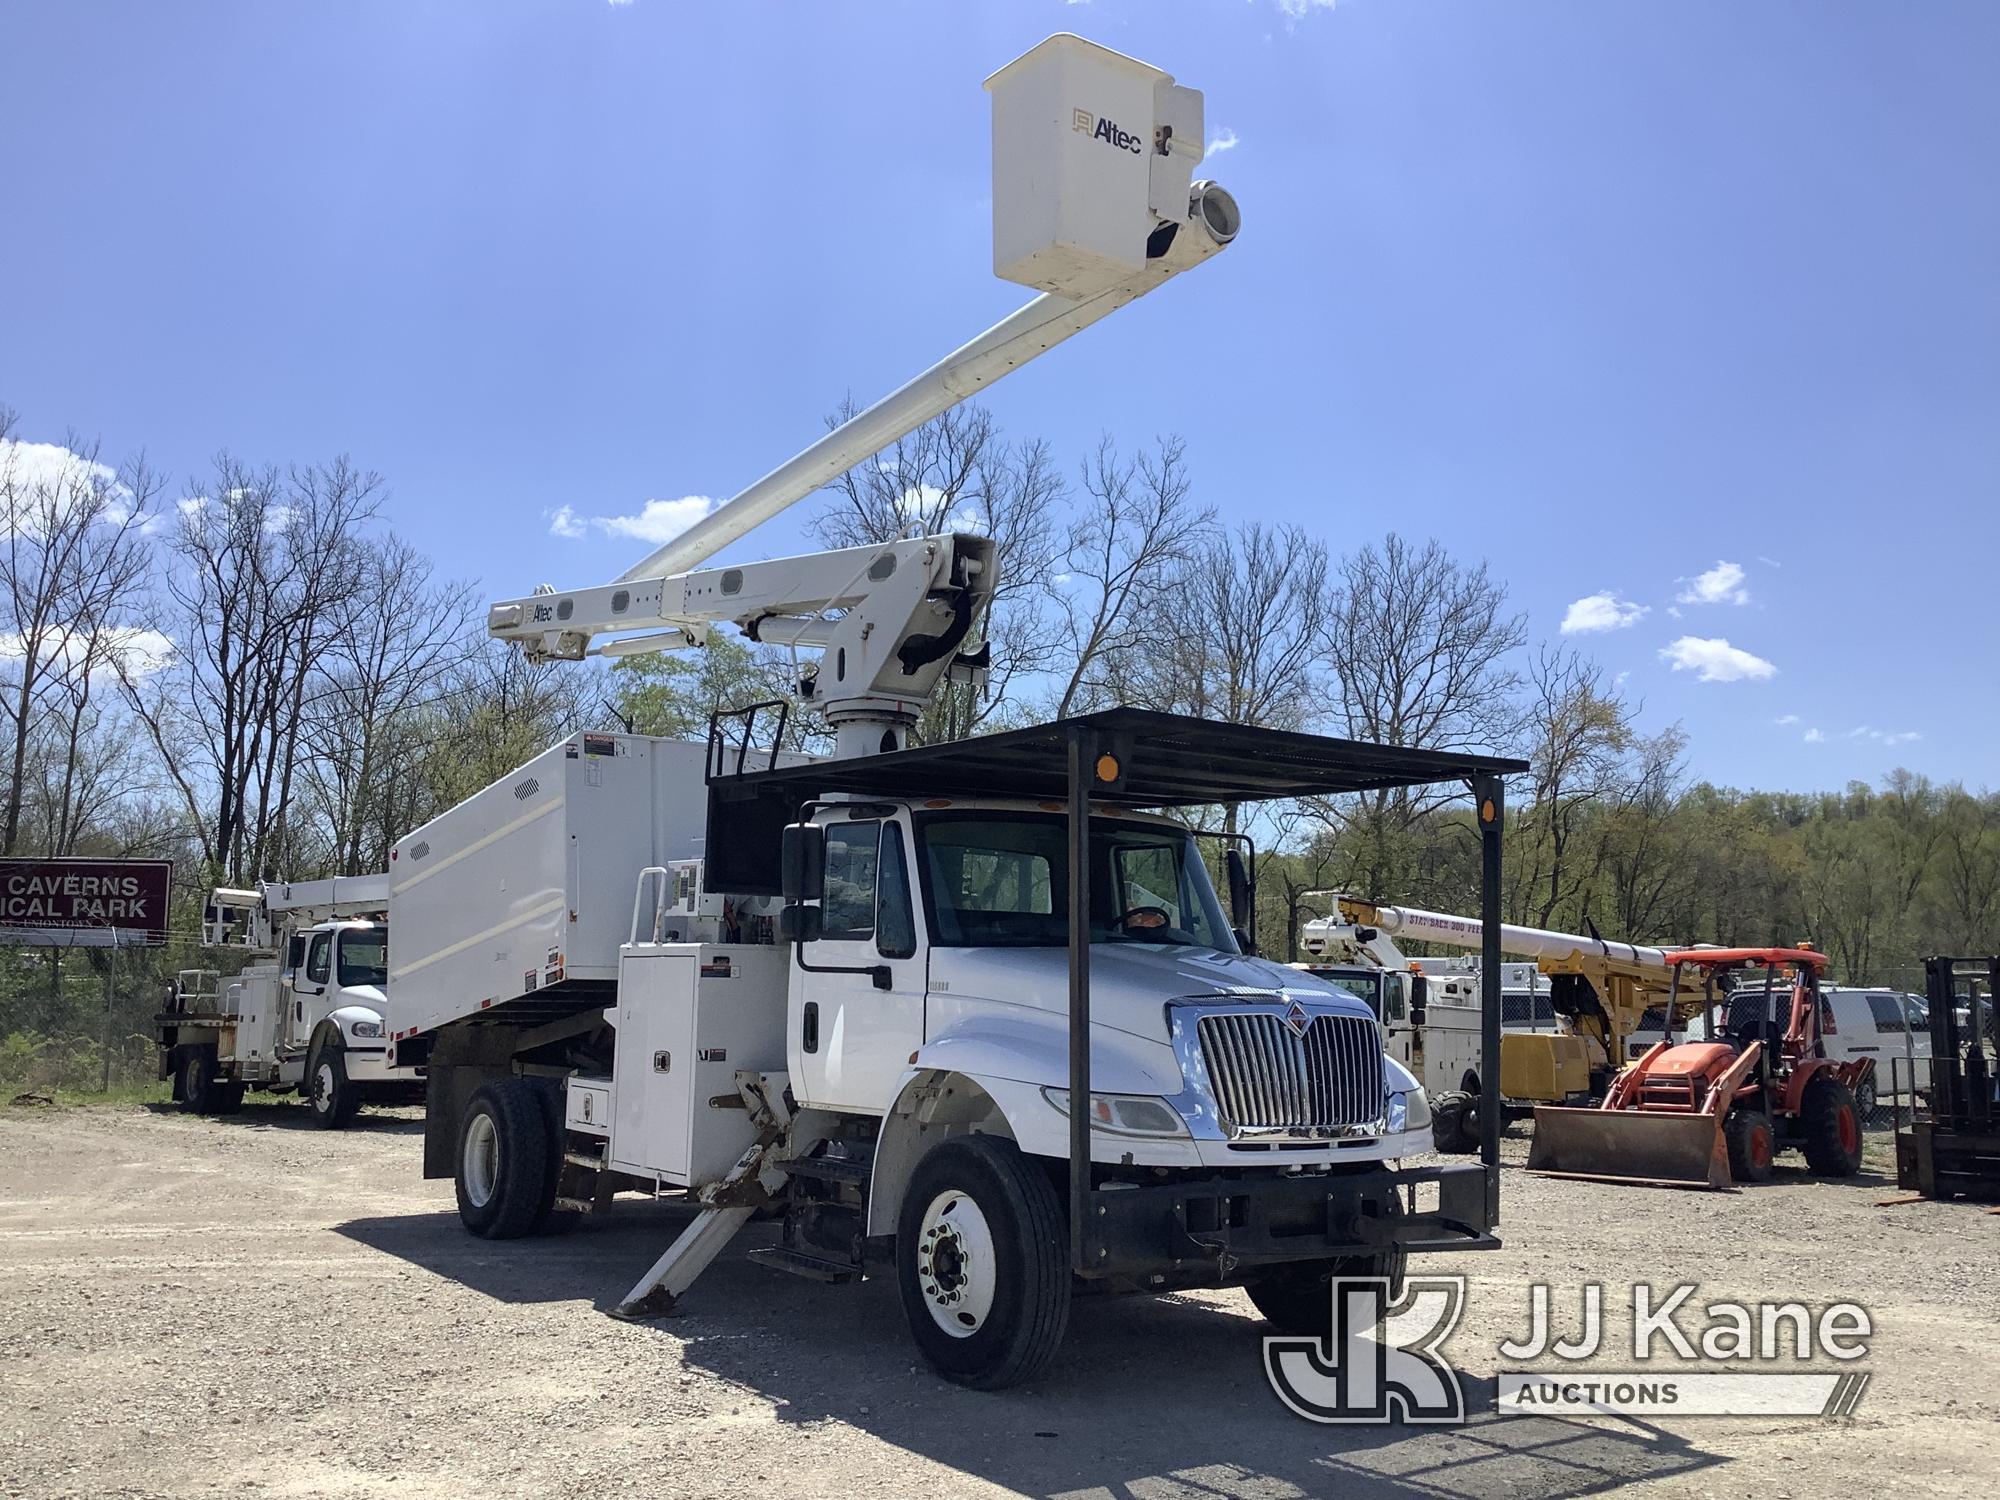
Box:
left=1526, top=1105, right=1734, bottom=1191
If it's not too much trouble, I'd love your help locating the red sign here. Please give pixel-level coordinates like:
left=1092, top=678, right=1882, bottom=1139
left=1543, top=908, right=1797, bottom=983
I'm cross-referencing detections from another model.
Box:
left=0, top=858, right=173, bottom=946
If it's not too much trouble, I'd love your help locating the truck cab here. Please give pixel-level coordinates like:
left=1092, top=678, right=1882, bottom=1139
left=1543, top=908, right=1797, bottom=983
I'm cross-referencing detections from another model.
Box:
left=781, top=799, right=1432, bottom=1175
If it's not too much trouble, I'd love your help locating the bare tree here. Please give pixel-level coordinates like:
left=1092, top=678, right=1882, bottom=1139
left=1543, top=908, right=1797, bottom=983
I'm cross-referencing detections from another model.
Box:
left=122, top=454, right=383, bottom=880
left=0, top=408, right=158, bottom=855
left=1111, top=522, right=1331, bottom=729
left=1054, top=435, right=1212, bottom=717
left=814, top=400, right=1066, bottom=742
left=1315, top=534, right=1525, bottom=900
left=298, top=535, right=476, bottom=874
left=1509, top=646, right=1637, bottom=926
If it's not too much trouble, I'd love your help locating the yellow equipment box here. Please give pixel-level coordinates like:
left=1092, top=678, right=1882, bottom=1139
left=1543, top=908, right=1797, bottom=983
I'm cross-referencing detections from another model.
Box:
left=1500, top=1033, right=1591, bottom=1103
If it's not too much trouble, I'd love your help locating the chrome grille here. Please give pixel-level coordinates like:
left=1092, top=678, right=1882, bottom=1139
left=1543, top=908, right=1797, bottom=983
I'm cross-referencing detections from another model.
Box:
left=1196, top=1011, right=1384, bottom=1134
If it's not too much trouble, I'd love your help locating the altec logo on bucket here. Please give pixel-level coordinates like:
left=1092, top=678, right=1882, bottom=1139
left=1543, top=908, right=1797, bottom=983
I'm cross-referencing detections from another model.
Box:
left=1266, top=1278, right=1874, bottom=1424
left=1072, top=108, right=1144, bottom=153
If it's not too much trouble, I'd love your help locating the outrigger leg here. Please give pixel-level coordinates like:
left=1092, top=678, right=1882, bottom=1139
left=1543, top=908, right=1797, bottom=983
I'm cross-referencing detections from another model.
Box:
left=610, top=1071, right=820, bottom=1320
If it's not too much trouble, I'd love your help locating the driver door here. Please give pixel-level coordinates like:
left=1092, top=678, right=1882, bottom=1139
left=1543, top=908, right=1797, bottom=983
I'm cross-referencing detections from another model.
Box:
left=791, top=818, right=927, bottom=1114
left=290, top=931, right=333, bottom=1049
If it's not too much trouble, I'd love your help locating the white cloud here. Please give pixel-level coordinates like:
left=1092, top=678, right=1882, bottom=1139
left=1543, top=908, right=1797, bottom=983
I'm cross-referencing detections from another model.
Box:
left=1559, top=591, right=1648, bottom=635
left=1804, top=728, right=1825, bottom=743
left=1, top=438, right=130, bottom=539
left=1275, top=0, right=1338, bottom=15
left=1843, top=725, right=1924, bottom=747
left=1774, top=714, right=1801, bottom=726
left=1675, top=560, right=1751, bottom=607
left=1756, top=555, right=1783, bottom=569
left=177, top=495, right=209, bottom=518
left=550, top=495, right=718, bottom=546
left=1658, top=636, right=1776, bottom=683
left=1206, top=128, right=1241, bottom=156
left=0, top=622, right=174, bottom=679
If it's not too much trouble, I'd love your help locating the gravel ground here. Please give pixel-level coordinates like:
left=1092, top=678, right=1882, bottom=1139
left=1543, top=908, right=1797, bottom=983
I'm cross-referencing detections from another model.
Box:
left=1, top=1098, right=1995, bottom=1500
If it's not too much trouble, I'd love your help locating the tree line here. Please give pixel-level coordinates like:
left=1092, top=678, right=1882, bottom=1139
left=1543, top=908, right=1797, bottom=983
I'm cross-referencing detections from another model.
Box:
left=3, top=398, right=1993, bottom=1083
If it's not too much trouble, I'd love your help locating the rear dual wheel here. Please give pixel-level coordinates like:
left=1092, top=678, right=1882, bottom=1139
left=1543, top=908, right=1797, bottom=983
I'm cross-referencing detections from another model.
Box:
left=455, top=1078, right=562, bottom=1239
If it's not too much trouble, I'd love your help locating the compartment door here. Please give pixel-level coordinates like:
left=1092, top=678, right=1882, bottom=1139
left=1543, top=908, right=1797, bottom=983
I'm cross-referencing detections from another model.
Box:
left=608, top=949, right=698, bottom=1185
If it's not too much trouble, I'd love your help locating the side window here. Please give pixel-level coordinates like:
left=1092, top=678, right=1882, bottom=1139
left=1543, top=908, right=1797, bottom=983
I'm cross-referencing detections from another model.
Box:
left=1867, top=994, right=1907, bottom=1034
left=822, top=822, right=880, bottom=941
left=1113, top=844, right=1182, bottom=926
left=877, top=828, right=916, bottom=960
left=305, top=933, right=331, bottom=985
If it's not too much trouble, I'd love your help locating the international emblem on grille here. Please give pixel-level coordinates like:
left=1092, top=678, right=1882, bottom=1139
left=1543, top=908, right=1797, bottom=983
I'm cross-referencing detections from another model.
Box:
left=1284, top=1000, right=1310, bottom=1037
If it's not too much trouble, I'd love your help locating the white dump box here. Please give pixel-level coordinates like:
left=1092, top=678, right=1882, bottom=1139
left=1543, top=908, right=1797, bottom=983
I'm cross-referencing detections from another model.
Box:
left=388, top=732, right=713, bottom=1039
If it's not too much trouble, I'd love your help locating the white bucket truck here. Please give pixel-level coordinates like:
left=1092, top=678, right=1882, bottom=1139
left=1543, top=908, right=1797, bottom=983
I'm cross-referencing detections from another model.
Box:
left=156, top=876, right=416, bottom=1125
left=384, top=35, right=1521, bottom=1388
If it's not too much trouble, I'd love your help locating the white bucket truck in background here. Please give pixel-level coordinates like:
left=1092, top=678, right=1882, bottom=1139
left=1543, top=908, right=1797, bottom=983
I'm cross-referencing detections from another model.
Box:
left=156, top=876, right=417, bottom=1126
left=382, top=34, right=1521, bottom=1388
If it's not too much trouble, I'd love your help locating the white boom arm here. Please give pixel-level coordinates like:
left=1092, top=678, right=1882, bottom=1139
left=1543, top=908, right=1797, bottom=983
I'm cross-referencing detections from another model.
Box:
left=485, top=35, right=1238, bottom=755
left=1322, top=896, right=1673, bottom=972
left=203, top=875, right=390, bottom=949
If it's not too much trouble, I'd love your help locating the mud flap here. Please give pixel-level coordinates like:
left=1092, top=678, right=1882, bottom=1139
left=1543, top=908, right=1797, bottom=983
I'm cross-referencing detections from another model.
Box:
left=1526, top=1105, right=1734, bottom=1191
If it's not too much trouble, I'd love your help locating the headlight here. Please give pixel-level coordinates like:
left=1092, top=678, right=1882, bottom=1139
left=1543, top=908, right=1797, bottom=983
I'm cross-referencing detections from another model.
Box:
left=348, top=1019, right=383, bottom=1039
left=1041, top=1087, right=1189, bottom=1138
left=1386, top=1088, right=1430, bottom=1134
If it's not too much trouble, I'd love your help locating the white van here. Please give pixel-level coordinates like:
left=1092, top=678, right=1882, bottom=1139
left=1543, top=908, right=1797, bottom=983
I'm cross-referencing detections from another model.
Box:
left=1622, top=986, right=1931, bottom=1115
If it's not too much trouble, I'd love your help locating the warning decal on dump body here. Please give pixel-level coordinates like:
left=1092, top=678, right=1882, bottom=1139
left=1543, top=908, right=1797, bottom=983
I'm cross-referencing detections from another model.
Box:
left=582, top=734, right=617, bottom=757
left=700, top=957, right=733, bottom=979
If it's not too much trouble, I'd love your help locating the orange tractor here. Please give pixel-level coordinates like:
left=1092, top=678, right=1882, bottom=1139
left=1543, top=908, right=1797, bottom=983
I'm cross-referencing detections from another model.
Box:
left=1526, top=947, right=1870, bottom=1190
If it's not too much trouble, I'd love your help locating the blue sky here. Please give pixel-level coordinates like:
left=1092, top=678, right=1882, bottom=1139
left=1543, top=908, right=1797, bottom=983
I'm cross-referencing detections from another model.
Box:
left=3, top=1, right=1995, bottom=792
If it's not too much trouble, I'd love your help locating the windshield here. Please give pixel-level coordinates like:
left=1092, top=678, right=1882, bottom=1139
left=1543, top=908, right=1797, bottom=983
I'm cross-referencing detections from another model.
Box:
left=337, top=929, right=387, bottom=988
left=1303, top=966, right=1383, bottom=1016
left=915, top=812, right=1236, bottom=951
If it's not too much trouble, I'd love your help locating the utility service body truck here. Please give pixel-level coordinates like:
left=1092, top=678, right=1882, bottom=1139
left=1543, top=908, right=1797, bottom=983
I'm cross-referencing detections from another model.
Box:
left=156, top=876, right=414, bottom=1125
left=381, top=34, right=1523, bottom=1388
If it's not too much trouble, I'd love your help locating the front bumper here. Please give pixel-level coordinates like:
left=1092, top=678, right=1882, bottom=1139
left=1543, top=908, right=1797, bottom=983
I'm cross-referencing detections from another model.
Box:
left=1080, top=1161, right=1498, bottom=1280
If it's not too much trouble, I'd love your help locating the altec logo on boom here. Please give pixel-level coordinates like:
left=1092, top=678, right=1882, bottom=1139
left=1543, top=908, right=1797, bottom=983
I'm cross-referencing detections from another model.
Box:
left=1072, top=107, right=1144, bottom=153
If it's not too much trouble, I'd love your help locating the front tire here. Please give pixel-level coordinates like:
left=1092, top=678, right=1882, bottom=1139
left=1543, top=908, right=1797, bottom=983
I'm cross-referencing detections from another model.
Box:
left=1246, top=1250, right=1407, bottom=1337
left=1800, top=1074, right=1864, bottom=1177
left=455, top=1079, right=557, bottom=1239
left=1430, top=1091, right=1478, bottom=1154
left=895, top=1135, right=1071, bottom=1390
left=1724, top=1108, right=1775, bottom=1184
left=306, top=1042, right=361, bottom=1130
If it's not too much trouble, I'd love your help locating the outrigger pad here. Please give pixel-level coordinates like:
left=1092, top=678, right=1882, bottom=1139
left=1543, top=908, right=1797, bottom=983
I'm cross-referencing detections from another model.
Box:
left=1526, top=1105, right=1733, bottom=1191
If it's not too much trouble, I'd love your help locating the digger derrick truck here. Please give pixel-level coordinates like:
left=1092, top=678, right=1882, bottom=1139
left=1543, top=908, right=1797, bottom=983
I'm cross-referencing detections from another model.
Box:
left=380, top=35, right=1526, bottom=1388
left=155, top=876, right=417, bottom=1125
left=1302, top=897, right=1697, bottom=1151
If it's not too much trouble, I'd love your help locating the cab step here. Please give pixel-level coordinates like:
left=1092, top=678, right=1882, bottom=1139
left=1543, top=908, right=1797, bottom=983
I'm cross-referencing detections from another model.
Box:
left=747, top=1245, right=860, bottom=1283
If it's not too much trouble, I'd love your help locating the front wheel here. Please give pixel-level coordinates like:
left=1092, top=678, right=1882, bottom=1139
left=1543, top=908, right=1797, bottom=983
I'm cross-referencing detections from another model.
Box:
left=1246, top=1251, right=1407, bottom=1338
left=306, top=1042, right=361, bottom=1130
left=895, top=1135, right=1071, bottom=1390
left=1724, top=1108, right=1775, bottom=1184
left=1430, top=1091, right=1478, bottom=1154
